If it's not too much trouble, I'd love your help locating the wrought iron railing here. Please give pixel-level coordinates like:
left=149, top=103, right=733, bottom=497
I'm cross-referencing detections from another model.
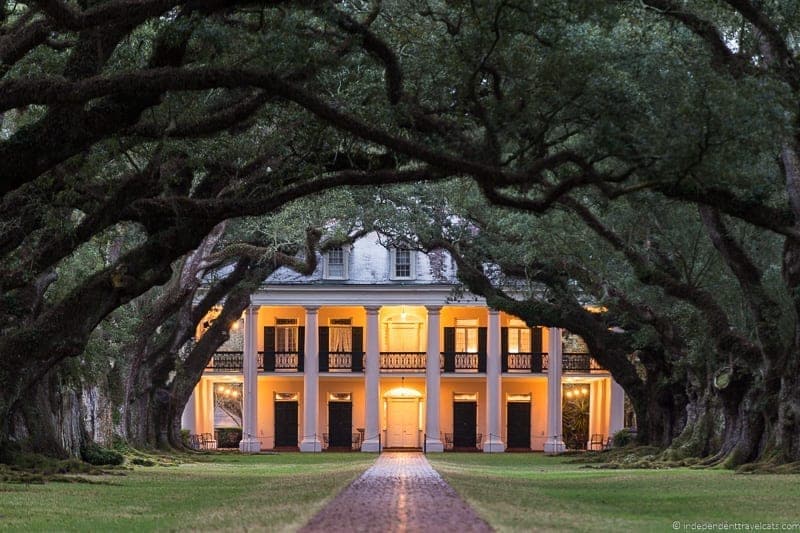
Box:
left=206, top=351, right=244, bottom=372
left=562, top=352, right=604, bottom=373
left=441, top=351, right=486, bottom=372
left=260, top=350, right=303, bottom=372
left=320, top=351, right=365, bottom=372
left=504, top=352, right=548, bottom=373
left=327, top=352, right=353, bottom=371
left=380, top=352, right=426, bottom=372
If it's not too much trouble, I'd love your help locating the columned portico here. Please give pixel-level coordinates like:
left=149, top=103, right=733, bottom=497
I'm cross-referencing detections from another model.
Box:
left=362, top=306, right=381, bottom=451
left=300, top=306, right=323, bottom=452
left=483, top=309, right=505, bottom=452
left=609, top=378, right=625, bottom=436
left=424, top=306, right=444, bottom=452
left=544, top=327, right=566, bottom=453
left=239, top=305, right=261, bottom=452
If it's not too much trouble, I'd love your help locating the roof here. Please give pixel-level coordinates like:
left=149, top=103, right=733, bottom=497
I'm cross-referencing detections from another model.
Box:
left=264, top=232, right=459, bottom=286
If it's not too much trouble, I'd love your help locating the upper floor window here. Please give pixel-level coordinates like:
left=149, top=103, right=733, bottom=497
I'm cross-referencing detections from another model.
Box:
left=276, top=318, right=298, bottom=352
left=324, top=246, right=348, bottom=279
left=391, top=248, right=415, bottom=279
left=329, top=318, right=352, bottom=352
left=455, top=318, right=479, bottom=353
left=508, top=319, right=531, bottom=353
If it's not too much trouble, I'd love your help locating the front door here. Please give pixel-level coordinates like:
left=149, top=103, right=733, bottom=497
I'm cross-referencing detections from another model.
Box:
left=387, top=399, right=418, bottom=448
left=328, top=402, right=352, bottom=448
left=507, top=402, right=531, bottom=448
left=453, top=402, right=477, bottom=448
left=274, top=401, right=298, bottom=447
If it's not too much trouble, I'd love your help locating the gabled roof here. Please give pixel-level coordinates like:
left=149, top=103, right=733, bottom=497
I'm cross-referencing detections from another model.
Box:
left=264, top=231, right=458, bottom=286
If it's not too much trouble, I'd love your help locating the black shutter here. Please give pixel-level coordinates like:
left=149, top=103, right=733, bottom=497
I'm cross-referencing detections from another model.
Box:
left=478, top=327, right=487, bottom=373
left=444, top=327, right=456, bottom=372
left=531, top=327, right=543, bottom=373
left=500, top=327, right=508, bottom=372
left=319, top=326, right=329, bottom=372
left=532, top=327, right=543, bottom=352
left=298, top=326, right=305, bottom=372
left=351, top=327, right=364, bottom=372
left=263, top=326, right=276, bottom=372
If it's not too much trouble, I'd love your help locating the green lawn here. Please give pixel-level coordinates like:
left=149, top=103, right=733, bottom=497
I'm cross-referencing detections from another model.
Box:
left=0, top=452, right=375, bottom=532
left=427, top=453, right=800, bottom=532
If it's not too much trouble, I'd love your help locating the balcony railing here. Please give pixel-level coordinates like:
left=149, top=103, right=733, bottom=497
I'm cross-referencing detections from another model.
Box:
left=322, top=351, right=364, bottom=373
left=210, top=349, right=603, bottom=374
left=503, top=352, right=548, bottom=373
left=260, top=351, right=303, bottom=372
left=562, top=352, right=604, bottom=373
left=380, top=352, right=426, bottom=372
left=206, top=351, right=244, bottom=372
left=441, top=351, right=486, bottom=373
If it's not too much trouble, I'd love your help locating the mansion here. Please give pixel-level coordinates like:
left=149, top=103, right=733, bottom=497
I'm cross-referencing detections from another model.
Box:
left=181, top=233, right=626, bottom=453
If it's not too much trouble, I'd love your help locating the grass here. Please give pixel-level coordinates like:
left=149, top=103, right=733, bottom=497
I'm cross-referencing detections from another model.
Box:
left=0, top=452, right=375, bottom=532
left=427, top=453, right=800, bottom=532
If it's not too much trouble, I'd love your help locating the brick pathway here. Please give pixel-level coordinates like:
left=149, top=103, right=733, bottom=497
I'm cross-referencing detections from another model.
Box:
left=299, top=452, right=492, bottom=533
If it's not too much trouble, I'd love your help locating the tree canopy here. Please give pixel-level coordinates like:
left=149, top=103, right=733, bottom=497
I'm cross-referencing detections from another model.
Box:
left=2, top=0, right=800, bottom=468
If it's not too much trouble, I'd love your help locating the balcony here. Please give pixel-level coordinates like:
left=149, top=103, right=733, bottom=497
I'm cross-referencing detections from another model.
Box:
left=562, top=352, right=604, bottom=373
left=503, top=352, right=549, bottom=373
left=206, top=351, right=244, bottom=372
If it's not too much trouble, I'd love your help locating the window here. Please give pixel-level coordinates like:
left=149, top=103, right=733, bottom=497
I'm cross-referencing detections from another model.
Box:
left=325, top=247, right=348, bottom=279
left=508, top=319, right=531, bottom=353
left=455, top=319, right=478, bottom=353
left=276, top=318, right=298, bottom=352
left=395, top=249, right=411, bottom=277
left=391, top=248, right=415, bottom=279
left=330, top=318, right=352, bottom=352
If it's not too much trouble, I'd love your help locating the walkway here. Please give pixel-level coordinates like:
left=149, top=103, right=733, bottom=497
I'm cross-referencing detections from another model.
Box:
left=299, top=452, right=493, bottom=533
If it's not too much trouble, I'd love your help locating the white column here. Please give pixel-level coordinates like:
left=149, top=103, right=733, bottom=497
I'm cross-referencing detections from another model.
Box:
left=239, top=305, right=261, bottom=452
left=300, top=307, right=322, bottom=452
left=424, top=305, right=444, bottom=452
left=483, top=309, right=505, bottom=452
left=362, top=306, right=381, bottom=452
left=544, top=327, right=566, bottom=453
left=609, top=378, right=625, bottom=436
left=181, top=388, right=197, bottom=434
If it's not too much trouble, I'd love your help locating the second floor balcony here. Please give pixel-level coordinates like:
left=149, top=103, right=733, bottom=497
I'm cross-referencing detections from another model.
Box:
left=205, top=349, right=605, bottom=374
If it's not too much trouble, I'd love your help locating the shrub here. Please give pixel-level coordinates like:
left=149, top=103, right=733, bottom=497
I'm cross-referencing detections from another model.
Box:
left=612, top=428, right=635, bottom=448
left=80, top=443, right=124, bottom=466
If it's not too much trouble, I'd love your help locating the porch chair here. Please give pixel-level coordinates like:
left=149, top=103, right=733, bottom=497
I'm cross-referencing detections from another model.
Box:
left=603, top=436, right=613, bottom=450
left=322, top=433, right=329, bottom=450
left=443, top=432, right=454, bottom=450
left=352, top=432, right=362, bottom=450
left=475, top=433, right=483, bottom=450
left=201, top=433, right=218, bottom=450
left=589, top=433, right=604, bottom=451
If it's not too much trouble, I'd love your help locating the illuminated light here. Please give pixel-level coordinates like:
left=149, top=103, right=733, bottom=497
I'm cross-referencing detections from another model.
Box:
left=400, top=306, right=407, bottom=320
left=231, top=320, right=240, bottom=331
left=231, top=390, right=239, bottom=398
left=565, top=390, right=573, bottom=398
left=585, top=305, right=608, bottom=314
left=582, top=387, right=589, bottom=395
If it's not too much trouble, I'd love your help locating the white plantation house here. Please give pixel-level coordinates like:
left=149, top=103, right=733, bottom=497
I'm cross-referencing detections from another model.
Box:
left=182, top=232, right=627, bottom=453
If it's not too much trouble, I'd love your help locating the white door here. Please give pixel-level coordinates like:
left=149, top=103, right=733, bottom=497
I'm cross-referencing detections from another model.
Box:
left=387, top=399, right=418, bottom=447
left=388, top=323, right=420, bottom=352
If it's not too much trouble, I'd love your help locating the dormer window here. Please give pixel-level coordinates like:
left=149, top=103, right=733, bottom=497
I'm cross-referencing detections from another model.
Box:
left=391, top=248, right=416, bottom=280
left=324, top=246, right=348, bottom=279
